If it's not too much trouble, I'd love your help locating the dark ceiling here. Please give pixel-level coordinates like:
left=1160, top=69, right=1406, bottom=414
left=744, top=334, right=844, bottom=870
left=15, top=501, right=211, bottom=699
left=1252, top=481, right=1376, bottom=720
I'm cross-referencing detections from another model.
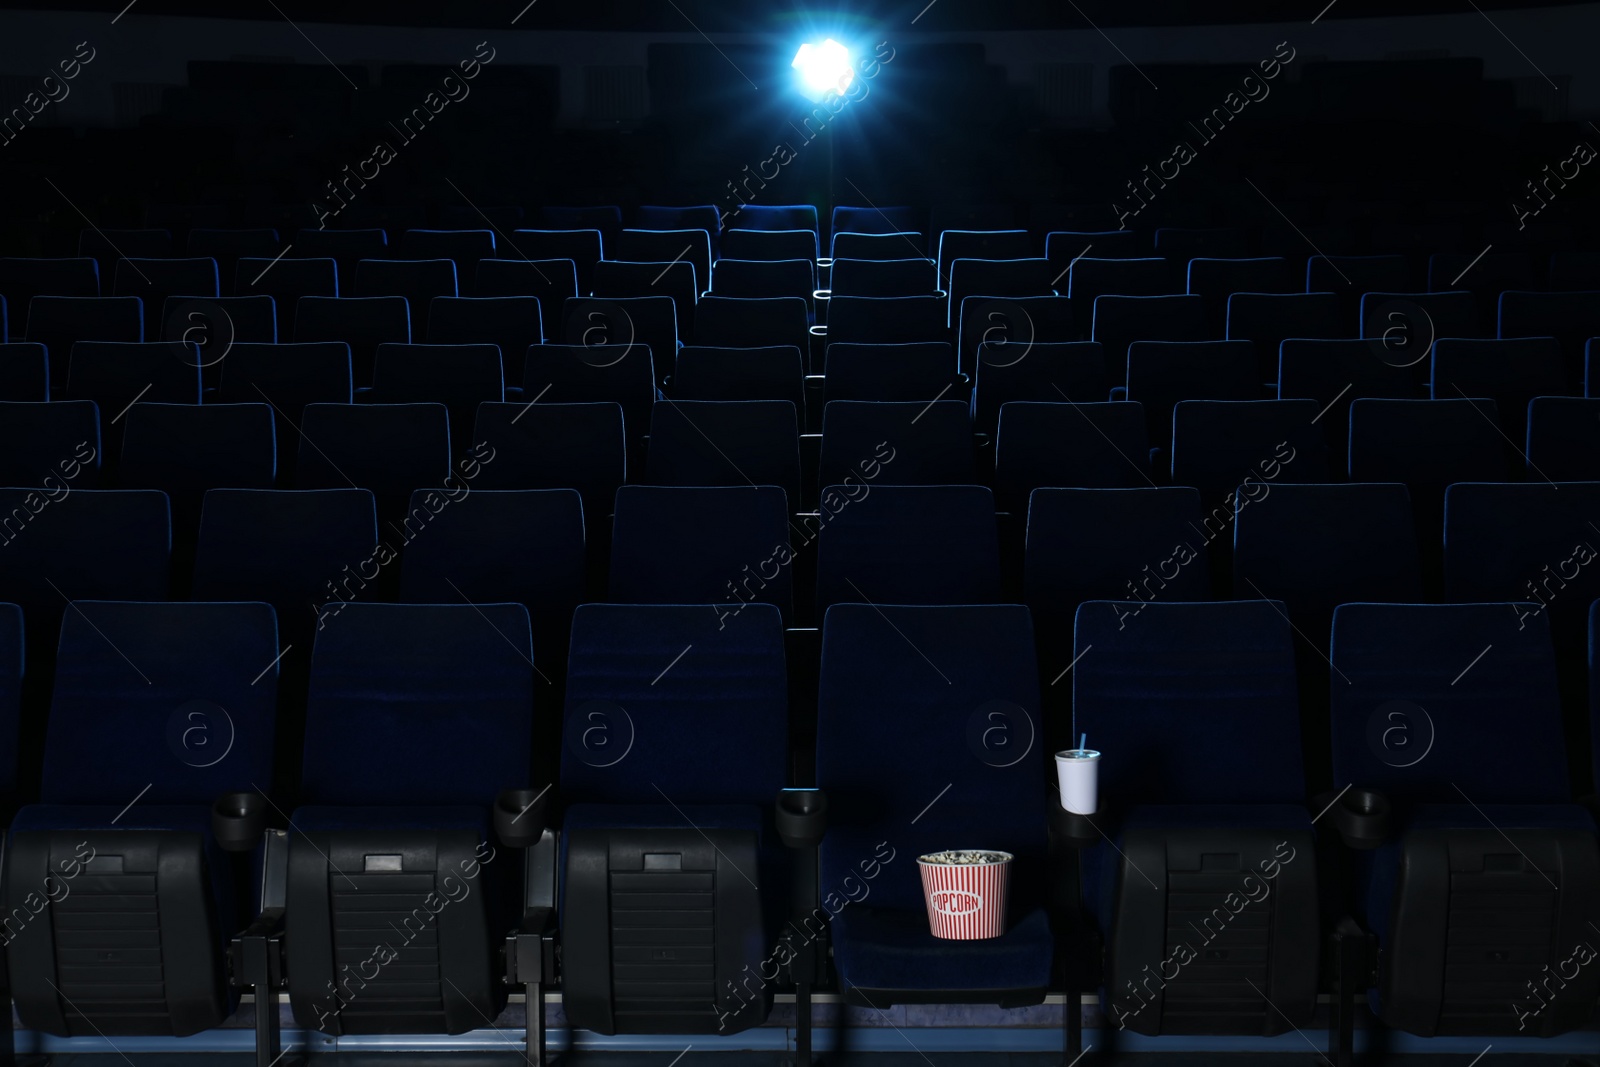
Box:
left=0, top=0, right=1593, bottom=31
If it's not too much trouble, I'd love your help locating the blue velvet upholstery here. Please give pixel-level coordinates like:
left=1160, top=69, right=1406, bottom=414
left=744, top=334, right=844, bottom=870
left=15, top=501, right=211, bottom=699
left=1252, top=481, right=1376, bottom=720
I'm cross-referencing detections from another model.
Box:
left=292, top=295, right=411, bottom=387
left=938, top=231, right=1034, bottom=282
left=1126, top=340, right=1259, bottom=451
left=1024, top=488, right=1211, bottom=663
left=1330, top=602, right=1570, bottom=804
left=673, top=346, right=805, bottom=410
left=947, top=258, right=1053, bottom=328
left=824, top=342, right=957, bottom=404
left=1526, top=397, right=1600, bottom=481
left=1072, top=600, right=1305, bottom=809
left=826, top=296, right=947, bottom=347
left=646, top=399, right=802, bottom=507
left=398, top=488, right=585, bottom=666
left=970, top=341, right=1106, bottom=435
left=994, top=401, right=1150, bottom=513
left=67, top=341, right=202, bottom=411
left=476, top=259, right=578, bottom=310
left=615, top=229, right=712, bottom=295
left=429, top=296, right=543, bottom=354
left=1432, top=337, right=1567, bottom=443
left=0, top=489, right=169, bottom=656
left=1171, top=399, right=1327, bottom=505
left=733, top=204, right=819, bottom=235
left=0, top=400, right=101, bottom=487
left=957, top=295, right=1076, bottom=379
left=817, top=604, right=1051, bottom=999
left=1444, top=482, right=1600, bottom=660
left=561, top=603, right=787, bottom=807
left=295, top=402, right=452, bottom=519
left=1233, top=482, right=1421, bottom=633
left=471, top=401, right=627, bottom=518
left=523, top=341, right=658, bottom=435
left=610, top=485, right=792, bottom=619
left=819, top=400, right=972, bottom=489
left=816, top=484, right=1000, bottom=613
left=299, top=602, right=535, bottom=809
left=120, top=402, right=276, bottom=496
left=831, top=258, right=939, bottom=299
left=1092, top=294, right=1204, bottom=381
left=38, top=601, right=278, bottom=805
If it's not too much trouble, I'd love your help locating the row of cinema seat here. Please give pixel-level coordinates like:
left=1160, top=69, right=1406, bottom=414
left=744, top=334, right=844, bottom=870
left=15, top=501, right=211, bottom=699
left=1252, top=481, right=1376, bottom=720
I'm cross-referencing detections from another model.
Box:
left=0, top=594, right=1594, bottom=1061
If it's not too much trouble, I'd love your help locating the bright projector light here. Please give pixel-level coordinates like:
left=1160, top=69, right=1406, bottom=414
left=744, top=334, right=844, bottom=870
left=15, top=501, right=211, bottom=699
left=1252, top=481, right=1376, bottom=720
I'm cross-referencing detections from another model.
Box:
left=792, top=39, right=854, bottom=96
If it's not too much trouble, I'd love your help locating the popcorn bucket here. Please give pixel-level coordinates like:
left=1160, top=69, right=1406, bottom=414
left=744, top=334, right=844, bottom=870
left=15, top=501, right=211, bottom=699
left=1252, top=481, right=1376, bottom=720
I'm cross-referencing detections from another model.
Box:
left=917, top=850, right=1012, bottom=939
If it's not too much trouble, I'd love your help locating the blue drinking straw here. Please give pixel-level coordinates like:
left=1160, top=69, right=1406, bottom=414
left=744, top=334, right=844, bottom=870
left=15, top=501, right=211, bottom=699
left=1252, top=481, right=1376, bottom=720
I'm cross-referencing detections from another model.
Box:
left=1079, top=733, right=1087, bottom=752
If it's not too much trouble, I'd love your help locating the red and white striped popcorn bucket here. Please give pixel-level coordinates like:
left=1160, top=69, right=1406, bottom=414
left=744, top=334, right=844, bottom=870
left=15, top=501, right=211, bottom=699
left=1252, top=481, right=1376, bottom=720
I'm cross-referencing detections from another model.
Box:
left=917, top=850, right=1012, bottom=939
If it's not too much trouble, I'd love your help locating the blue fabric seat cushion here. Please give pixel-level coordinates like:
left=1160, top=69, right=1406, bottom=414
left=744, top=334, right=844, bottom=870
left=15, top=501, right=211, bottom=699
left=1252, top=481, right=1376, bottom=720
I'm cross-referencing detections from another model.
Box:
left=830, top=904, right=1053, bottom=997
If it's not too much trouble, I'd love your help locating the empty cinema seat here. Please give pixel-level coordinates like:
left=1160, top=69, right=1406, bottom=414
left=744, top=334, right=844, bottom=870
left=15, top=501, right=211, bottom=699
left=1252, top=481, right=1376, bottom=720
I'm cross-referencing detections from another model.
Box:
left=293, top=295, right=411, bottom=387
left=645, top=399, right=801, bottom=506
left=1170, top=399, right=1327, bottom=504
left=25, top=296, right=144, bottom=387
left=1072, top=599, right=1319, bottom=1036
left=6, top=601, right=280, bottom=1037
left=470, top=401, right=627, bottom=517
left=295, top=402, right=453, bottom=523
left=555, top=602, right=789, bottom=1036
left=1328, top=602, right=1600, bottom=1037
left=818, top=400, right=972, bottom=489
left=0, top=400, right=102, bottom=487
left=282, top=602, right=538, bottom=1037
left=994, top=401, right=1151, bottom=512
left=1525, top=396, right=1600, bottom=480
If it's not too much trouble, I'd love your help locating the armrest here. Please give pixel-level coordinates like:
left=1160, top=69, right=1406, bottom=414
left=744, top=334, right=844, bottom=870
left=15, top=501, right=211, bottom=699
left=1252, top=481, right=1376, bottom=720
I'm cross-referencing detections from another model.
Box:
left=228, top=829, right=288, bottom=989
left=212, top=791, right=269, bottom=853
left=506, top=828, right=558, bottom=987
left=495, top=786, right=552, bottom=849
left=1315, top=787, right=1391, bottom=850
left=775, top=788, right=828, bottom=848
left=1049, top=794, right=1100, bottom=849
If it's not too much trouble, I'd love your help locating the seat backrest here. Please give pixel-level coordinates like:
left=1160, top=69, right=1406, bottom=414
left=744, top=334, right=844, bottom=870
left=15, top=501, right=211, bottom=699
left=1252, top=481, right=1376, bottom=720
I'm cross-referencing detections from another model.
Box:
left=193, top=488, right=378, bottom=628
left=818, top=399, right=971, bottom=488
left=561, top=296, right=678, bottom=378
left=0, top=343, right=50, bottom=402
left=1360, top=291, right=1483, bottom=354
left=1347, top=398, right=1507, bottom=489
left=399, top=488, right=585, bottom=660
left=67, top=340, right=203, bottom=407
left=475, top=258, right=578, bottom=308
left=1498, top=291, right=1600, bottom=373
left=672, top=345, right=805, bottom=408
left=1125, top=340, right=1258, bottom=448
left=1277, top=338, right=1417, bottom=424
left=1171, top=399, right=1327, bottom=503
left=216, top=341, right=353, bottom=422
left=301, top=602, right=535, bottom=806
left=1443, top=481, right=1600, bottom=650
left=1069, top=257, right=1177, bottom=302
left=293, top=228, right=388, bottom=265
left=0, top=489, right=170, bottom=627
left=1186, top=257, right=1294, bottom=300
left=429, top=295, right=543, bottom=353
left=397, top=229, right=496, bottom=273
left=830, top=231, right=924, bottom=261
left=829, top=257, right=938, bottom=298
left=1431, top=336, right=1570, bottom=443
left=40, top=601, right=279, bottom=805
left=593, top=260, right=700, bottom=320
left=470, top=401, right=626, bottom=516
left=1226, top=292, right=1347, bottom=380
left=113, top=257, right=221, bottom=305
left=1234, top=482, right=1421, bottom=631
left=1046, top=230, right=1141, bottom=268
left=826, top=295, right=947, bottom=346
left=1073, top=599, right=1303, bottom=806
left=522, top=342, right=656, bottom=433
left=609, top=485, right=793, bottom=620
left=371, top=343, right=504, bottom=405
left=158, top=294, right=278, bottom=349
left=0, top=400, right=101, bottom=487
left=509, top=230, right=605, bottom=292
left=295, top=402, right=452, bottom=501
left=538, top=206, right=622, bottom=239
left=824, top=341, right=957, bottom=403
left=613, top=230, right=712, bottom=298
left=972, top=340, right=1107, bottom=436
left=635, top=205, right=720, bottom=239
left=1306, top=254, right=1410, bottom=295
left=234, top=257, right=339, bottom=302
left=25, top=296, right=144, bottom=382
left=1025, top=487, right=1210, bottom=630
left=561, top=602, right=788, bottom=804
left=1427, top=251, right=1533, bottom=300
left=1331, top=602, right=1568, bottom=804
left=815, top=483, right=1000, bottom=612
left=994, top=401, right=1150, bottom=511
left=1154, top=227, right=1247, bottom=260
left=120, top=402, right=276, bottom=494
left=0, top=257, right=100, bottom=303
left=1092, top=294, right=1206, bottom=382
left=646, top=399, right=801, bottom=506
left=730, top=204, right=819, bottom=235
left=947, top=258, right=1054, bottom=324
left=1526, top=397, right=1600, bottom=481
left=694, top=295, right=807, bottom=352
left=832, top=205, right=921, bottom=240
left=817, top=603, right=1044, bottom=910
left=721, top=229, right=819, bottom=262
left=936, top=229, right=1033, bottom=281
left=956, top=294, right=1076, bottom=376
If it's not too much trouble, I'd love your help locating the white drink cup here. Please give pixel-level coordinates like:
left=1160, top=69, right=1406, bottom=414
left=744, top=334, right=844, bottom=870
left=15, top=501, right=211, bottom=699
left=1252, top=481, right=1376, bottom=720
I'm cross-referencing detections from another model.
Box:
left=1055, top=749, right=1100, bottom=815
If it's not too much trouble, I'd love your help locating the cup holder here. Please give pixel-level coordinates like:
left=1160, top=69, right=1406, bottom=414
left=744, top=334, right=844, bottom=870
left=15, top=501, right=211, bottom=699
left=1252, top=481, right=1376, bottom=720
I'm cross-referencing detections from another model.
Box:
left=775, top=788, right=828, bottom=848
left=1321, top=787, right=1391, bottom=850
left=495, top=787, right=549, bottom=849
left=212, top=791, right=267, bottom=853
left=1049, top=795, right=1100, bottom=849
